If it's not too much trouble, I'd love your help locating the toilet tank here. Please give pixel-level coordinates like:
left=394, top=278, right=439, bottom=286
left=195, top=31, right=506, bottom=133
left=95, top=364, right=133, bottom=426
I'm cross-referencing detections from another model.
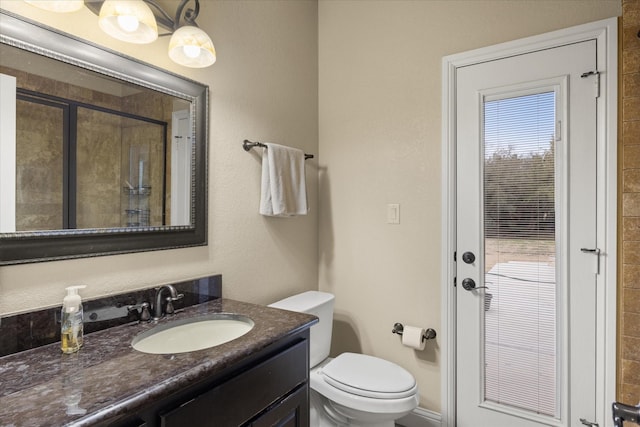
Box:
left=269, top=291, right=334, bottom=368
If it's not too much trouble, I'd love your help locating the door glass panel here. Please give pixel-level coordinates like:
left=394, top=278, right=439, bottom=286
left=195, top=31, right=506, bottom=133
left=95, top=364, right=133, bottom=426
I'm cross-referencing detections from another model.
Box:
left=483, top=91, right=559, bottom=418
left=15, top=99, right=64, bottom=231
left=75, top=108, right=166, bottom=229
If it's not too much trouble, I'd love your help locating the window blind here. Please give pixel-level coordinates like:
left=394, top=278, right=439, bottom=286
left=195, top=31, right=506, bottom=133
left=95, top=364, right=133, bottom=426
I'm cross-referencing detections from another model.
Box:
left=482, top=91, right=559, bottom=418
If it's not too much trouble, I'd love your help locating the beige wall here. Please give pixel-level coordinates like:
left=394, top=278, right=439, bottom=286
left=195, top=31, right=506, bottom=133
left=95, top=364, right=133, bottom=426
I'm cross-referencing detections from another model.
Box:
left=318, top=0, right=621, bottom=412
left=0, top=0, right=319, bottom=313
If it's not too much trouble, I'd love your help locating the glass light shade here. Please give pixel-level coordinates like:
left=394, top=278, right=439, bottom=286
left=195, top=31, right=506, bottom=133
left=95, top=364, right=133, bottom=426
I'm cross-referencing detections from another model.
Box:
left=24, top=0, right=84, bottom=13
left=168, top=26, right=216, bottom=68
left=98, top=0, right=158, bottom=44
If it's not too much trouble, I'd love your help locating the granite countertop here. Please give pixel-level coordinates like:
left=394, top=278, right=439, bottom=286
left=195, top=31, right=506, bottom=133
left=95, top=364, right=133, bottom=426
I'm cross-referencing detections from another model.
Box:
left=0, top=298, right=316, bottom=427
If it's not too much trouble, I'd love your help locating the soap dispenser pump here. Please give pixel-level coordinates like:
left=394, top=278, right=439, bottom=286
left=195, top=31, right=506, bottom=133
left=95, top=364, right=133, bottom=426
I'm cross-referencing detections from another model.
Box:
left=61, top=285, right=86, bottom=354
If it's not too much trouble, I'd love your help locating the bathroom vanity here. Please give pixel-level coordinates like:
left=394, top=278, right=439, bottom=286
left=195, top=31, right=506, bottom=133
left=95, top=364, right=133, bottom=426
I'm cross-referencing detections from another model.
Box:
left=0, top=292, right=316, bottom=426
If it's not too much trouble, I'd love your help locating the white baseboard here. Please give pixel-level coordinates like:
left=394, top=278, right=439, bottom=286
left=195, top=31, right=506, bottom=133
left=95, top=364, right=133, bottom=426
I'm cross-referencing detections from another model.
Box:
left=397, top=407, right=442, bottom=427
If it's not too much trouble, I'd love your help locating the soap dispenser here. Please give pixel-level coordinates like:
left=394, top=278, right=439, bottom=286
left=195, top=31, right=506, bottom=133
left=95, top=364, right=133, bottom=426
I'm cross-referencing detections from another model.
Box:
left=61, top=285, right=86, bottom=354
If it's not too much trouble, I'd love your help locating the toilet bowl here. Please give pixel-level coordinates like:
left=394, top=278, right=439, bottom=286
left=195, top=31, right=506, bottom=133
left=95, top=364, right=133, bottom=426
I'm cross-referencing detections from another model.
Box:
left=310, top=354, right=419, bottom=427
left=269, top=291, right=419, bottom=427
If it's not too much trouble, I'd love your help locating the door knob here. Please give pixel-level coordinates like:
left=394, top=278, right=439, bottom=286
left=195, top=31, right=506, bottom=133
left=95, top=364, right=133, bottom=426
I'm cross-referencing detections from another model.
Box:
left=462, top=278, right=476, bottom=290
left=462, top=251, right=476, bottom=264
left=461, top=278, right=488, bottom=291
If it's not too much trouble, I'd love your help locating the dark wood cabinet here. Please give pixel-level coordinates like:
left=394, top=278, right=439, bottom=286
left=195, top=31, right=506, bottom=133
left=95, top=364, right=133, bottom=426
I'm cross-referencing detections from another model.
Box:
left=108, top=330, right=310, bottom=427
left=160, top=340, right=308, bottom=426
left=250, top=386, right=308, bottom=427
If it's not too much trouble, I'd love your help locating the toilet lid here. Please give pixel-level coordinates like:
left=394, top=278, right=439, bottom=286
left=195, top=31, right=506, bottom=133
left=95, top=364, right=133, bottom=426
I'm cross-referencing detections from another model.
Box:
left=321, top=353, right=417, bottom=399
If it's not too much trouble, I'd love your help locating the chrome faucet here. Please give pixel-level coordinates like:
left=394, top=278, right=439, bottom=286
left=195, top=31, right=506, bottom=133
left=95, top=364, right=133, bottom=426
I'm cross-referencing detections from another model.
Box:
left=152, top=285, right=183, bottom=320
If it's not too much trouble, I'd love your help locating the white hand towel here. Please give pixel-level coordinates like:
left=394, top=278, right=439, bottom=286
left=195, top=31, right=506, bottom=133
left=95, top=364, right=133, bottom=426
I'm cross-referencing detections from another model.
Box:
left=260, top=142, right=308, bottom=217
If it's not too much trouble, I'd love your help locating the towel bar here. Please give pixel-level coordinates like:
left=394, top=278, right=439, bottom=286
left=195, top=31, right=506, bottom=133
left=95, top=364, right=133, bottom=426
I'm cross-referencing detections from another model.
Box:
left=243, top=139, right=314, bottom=160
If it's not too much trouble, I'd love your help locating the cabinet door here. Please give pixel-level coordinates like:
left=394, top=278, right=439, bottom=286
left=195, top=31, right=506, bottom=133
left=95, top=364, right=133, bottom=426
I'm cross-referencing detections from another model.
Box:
left=107, top=416, right=147, bottom=427
left=251, top=386, right=309, bottom=427
left=160, top=340, right=308, bottom=427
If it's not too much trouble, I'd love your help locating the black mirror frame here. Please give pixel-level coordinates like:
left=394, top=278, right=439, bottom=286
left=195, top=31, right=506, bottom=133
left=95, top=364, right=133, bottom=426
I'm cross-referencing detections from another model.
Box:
left=0, top=10, right=208, bottom=265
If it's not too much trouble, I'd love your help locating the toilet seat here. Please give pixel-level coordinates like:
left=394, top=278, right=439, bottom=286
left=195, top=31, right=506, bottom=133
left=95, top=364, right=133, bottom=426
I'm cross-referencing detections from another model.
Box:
left=310, top=355, right=419, bottom=416
left=321, top=353, right=417, bottom=399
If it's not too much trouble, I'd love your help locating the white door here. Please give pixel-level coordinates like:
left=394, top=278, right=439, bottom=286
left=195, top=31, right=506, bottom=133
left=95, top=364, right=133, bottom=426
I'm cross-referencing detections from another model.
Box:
left=171, top=110, right=191, bottom=226
left=0, top=73, right=16, bottom=232
left=455, top=40, right=600, bottom=427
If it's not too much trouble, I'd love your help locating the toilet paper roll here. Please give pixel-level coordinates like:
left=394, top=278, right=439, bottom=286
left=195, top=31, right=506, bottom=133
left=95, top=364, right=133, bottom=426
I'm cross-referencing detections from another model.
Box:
left=402, top=325, right=426, bottom=350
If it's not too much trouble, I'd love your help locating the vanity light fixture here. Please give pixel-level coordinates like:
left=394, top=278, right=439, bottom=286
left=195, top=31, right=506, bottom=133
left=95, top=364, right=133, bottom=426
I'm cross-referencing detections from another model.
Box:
left=98, top=0, right=215, bottom=67
left=23, top=0, right=216, bottom=68
left=24, top=0, right=84, bottom=13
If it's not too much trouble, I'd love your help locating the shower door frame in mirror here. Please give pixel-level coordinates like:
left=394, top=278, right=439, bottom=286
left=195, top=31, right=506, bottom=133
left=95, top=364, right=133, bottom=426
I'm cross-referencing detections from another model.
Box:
left=440, top=18, right=617, bottom=427
left=0, top=10, right=208, bottom=265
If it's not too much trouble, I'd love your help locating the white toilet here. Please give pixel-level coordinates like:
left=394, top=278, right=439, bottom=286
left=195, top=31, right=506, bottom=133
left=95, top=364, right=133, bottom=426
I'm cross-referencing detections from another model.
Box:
left=269, top=291, right=419, bottom=427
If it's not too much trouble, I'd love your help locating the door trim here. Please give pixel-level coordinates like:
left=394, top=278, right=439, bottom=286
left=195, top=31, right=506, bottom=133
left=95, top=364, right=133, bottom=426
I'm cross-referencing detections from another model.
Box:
left=440, top=18, right=618, bottom=427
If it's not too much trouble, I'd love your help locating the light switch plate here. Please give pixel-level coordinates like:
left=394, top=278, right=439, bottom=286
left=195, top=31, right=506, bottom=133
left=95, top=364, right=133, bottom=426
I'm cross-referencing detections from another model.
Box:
left=387, top=203, right=400, bottom=224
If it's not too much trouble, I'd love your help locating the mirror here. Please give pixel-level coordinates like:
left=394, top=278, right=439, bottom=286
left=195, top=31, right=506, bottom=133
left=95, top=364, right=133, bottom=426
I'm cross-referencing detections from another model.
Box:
left=0, top=11, right=208, bottom=265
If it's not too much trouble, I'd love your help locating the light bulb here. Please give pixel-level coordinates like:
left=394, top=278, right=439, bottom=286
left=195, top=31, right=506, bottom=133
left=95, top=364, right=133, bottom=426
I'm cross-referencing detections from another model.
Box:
left=98, top=0, right=157, bottom=44
left=182, top=45, right=201, bottom=59
left=117, top=15, right=140, bottom=32
left=168, top=26, right=216, bottom=68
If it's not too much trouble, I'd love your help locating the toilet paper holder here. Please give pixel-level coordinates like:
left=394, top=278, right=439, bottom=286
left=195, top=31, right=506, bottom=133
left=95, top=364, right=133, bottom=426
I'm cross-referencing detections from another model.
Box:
left=392, top=323, right=437, bottom=342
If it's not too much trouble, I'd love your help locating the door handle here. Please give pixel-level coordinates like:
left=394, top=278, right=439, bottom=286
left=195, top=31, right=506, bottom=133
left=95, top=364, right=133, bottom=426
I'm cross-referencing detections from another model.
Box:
left=462, top=251, right=476, bottom=264
left=461, top=278, right=488, bottom=291
left=580, top=247, right=601, bottom=274
left=462, top=278, right=476, bottom=290
left=580, top=247, right=600, bottom=255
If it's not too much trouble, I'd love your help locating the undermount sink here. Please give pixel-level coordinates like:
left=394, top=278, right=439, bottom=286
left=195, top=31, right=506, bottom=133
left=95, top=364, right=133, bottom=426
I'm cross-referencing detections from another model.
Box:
left=131, top=313, right=254, bottom=354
